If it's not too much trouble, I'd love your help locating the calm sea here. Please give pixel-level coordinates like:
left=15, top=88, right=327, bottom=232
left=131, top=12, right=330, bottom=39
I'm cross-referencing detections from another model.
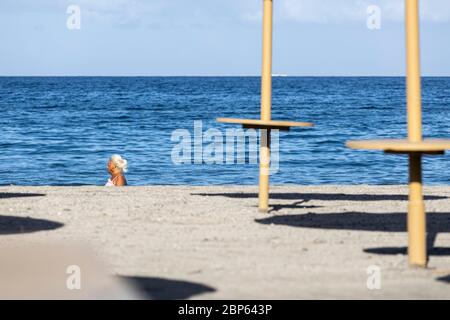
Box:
left=0, top=77, right=448, bottom=186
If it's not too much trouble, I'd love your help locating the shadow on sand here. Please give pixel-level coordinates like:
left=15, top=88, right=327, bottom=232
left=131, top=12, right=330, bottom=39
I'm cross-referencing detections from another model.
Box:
left=192, top=192, right=447, bottom=202
left=0, top=192, right=46, bottom=199
left=268, top=201, right=322, bottom=213
left=120, top=276, right=216, bottom=300
left=0, top=215, right=64, bottom=235
left=256, top=212, right=450, bottom=257
left=437, top=275, right=450, bottom=284
left=363, top=247, right=450, bottom=256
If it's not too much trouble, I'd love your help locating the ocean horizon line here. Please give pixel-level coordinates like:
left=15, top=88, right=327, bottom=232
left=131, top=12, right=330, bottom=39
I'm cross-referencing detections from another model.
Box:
left=1, top=75, right=450, bottom=78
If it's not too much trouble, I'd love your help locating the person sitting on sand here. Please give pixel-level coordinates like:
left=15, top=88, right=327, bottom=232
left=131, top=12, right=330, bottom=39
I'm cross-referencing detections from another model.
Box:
left=106, top=154, right=128, bottom=187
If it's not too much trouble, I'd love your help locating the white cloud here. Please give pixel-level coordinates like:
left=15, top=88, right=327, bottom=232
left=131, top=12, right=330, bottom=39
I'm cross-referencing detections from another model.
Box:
left=241, top=10, right=262, bottom=22
left=73, top=0, right=165, bottom=27
left=280, top=0, right=367, bottom=23
left=0, top=0, right=164, bottom=18
left=420, top=0, right=450, bottom=22
left=2, top=0, right=450, bottom=26
left=278, top=0, right=450, bottom=23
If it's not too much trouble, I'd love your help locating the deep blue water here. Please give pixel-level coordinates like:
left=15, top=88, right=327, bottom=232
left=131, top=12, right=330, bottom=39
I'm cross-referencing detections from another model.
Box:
left=0, top=77, right=448, bottom=186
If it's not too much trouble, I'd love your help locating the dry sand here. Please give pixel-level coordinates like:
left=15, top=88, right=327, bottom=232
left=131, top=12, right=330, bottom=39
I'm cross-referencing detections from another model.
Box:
left=0, top=185, right=449, bottom=299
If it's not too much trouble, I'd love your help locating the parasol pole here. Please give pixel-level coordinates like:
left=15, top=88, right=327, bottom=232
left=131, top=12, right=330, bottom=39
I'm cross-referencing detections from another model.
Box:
left=406, top=0, right=426, bottom=267
left=259, top=0, right=273, bottom=212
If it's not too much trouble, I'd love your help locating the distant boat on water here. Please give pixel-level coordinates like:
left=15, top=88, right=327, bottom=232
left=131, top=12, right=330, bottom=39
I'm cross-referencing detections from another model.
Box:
left=272, top=74, right=288, bottom=77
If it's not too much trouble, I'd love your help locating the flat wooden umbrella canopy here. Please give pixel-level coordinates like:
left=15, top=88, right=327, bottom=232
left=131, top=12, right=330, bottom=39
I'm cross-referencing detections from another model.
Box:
left=347, top=139, right=450, bottom=154
left=217, top=118, right=313, bottom=131
left=217, top=0, right=314, bottom=212
left=347, top=0, right=450, bottom=268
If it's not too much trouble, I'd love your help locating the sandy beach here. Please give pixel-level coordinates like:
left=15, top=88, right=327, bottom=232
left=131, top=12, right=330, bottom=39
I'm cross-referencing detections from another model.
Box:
left=0, top=185, right=449, bottom=299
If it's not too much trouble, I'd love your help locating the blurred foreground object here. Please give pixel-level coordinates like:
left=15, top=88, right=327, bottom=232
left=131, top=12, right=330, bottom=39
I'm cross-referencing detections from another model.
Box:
left=0, top=243, right=142, bottom=300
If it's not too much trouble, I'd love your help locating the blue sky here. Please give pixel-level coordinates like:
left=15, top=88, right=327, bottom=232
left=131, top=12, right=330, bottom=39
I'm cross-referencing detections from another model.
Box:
left=0, top=0, right=449, bottom=76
